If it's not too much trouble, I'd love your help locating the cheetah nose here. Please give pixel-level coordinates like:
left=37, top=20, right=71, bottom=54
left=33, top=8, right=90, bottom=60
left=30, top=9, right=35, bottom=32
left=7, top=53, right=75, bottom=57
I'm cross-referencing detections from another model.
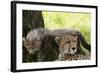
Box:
left=72, top=48, right=75, bottom=50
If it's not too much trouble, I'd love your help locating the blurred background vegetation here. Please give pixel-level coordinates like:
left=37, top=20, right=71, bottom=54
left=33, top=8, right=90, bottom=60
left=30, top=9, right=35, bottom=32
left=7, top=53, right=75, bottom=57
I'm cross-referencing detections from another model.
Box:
left=42, top=11, right=91, bottom=44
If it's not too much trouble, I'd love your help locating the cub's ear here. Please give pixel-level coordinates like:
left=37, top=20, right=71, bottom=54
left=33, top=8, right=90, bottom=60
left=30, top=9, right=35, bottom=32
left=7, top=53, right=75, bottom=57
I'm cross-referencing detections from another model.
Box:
left=22, top=37, right=26, bottom=43
left=55, top=36, right=62, bottom=45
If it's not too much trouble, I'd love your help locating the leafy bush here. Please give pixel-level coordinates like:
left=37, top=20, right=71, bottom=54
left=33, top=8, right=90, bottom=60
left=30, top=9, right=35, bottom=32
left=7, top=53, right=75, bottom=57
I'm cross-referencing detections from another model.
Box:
left=42, top=11, right=91, bottom=44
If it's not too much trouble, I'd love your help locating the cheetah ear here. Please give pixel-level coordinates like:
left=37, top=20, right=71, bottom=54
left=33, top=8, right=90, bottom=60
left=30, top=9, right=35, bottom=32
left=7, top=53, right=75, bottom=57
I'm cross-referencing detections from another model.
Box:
left=55, top=36, right=62, bottom=45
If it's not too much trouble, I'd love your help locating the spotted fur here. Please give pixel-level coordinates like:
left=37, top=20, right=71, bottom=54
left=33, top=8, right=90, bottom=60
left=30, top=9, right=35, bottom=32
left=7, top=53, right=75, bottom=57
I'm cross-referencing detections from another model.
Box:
left=60, top=54, right=91, bottom=61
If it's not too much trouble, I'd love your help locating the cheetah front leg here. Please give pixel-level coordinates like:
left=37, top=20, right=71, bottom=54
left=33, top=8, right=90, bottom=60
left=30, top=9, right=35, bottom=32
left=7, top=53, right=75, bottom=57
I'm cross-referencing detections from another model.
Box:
left=56, top=54, right=65, bottom=61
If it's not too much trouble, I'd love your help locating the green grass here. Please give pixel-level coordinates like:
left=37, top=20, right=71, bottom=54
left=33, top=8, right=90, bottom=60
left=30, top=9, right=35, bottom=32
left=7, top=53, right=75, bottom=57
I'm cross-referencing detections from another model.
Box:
left=42, top=11, right=91, bottom=44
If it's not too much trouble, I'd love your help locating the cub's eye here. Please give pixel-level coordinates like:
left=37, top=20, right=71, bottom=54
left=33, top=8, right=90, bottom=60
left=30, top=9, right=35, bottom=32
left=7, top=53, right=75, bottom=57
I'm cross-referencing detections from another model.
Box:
left=37, top=40, right=40, bottom=42
left=26, top=43, right=29, bottom=45
left=25, top=43, right=29, bottom=45
left=66, top=41, right=70, bottom=43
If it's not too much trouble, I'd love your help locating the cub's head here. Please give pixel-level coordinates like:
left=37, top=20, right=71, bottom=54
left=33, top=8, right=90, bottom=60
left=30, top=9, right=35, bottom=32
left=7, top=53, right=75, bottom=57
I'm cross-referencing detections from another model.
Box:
left=23, top=29, right=43, bottom=54
left=23, top=38, right=41, bottom=54
left=55, top=34, right=78, bottom=55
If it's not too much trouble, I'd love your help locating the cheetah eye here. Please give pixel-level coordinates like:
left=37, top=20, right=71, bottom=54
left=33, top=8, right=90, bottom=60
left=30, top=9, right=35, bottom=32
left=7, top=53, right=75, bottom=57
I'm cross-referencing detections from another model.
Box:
left=74, top=40, right=77, bottom=42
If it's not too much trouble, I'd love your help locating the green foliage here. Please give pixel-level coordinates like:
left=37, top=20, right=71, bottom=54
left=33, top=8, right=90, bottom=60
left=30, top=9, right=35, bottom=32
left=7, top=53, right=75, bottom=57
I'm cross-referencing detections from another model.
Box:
left=42, top=11, right=91, bottom=44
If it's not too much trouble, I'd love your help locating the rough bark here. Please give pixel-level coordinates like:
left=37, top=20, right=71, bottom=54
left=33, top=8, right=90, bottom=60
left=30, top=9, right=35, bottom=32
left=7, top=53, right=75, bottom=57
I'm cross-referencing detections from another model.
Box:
left=23, top=10, right=44, bottom=37
left=22, top=10, right=44, bottom=62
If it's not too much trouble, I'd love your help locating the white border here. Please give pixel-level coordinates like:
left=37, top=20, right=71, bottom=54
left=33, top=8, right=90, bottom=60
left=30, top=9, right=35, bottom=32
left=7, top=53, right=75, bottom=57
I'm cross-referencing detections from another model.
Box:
left=16, top=3, right=96, bottom=70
